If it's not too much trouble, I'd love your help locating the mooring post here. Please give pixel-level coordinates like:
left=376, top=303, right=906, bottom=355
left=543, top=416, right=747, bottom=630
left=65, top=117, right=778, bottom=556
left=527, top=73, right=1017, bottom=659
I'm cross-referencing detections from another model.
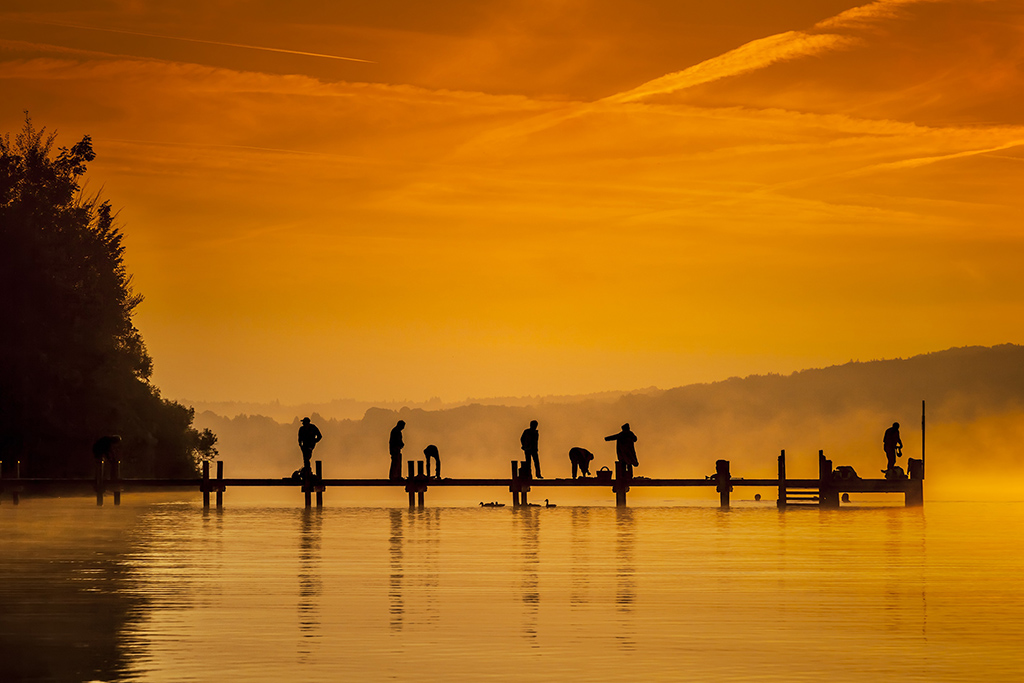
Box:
left=96, top=457, right=105, bottom=507
left=216, top=460, right=224, bottom=509
left=202, top=460, right=210, bottom=509
left=407, top=461, right=415, bottom=509
left=315, top=460, right=323, bottom=508
left=510, top=460, right=520, bottom=507
left=0, top=460, right=4, bottom=506
left=12, top=461, right=20, bottom=506
left=819, top=450, right=839, bottom=508
left=777, top=450, right=786, bottom=508
left=416, top=460, right=425, bottom=508
left=716, top=459, right=731, bottom=508
left=520, top=461, right=531, bottom=507
left=906, top=457, right=924, bottom=507
left=113, top=459, right=121, bottom=506
left=614, top=461, right=628, bottom=507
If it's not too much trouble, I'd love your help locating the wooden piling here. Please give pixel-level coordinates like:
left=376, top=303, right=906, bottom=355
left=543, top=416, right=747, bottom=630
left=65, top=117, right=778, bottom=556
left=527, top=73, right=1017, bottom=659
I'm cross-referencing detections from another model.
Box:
left=417, top=461, right=425, bottom=508
left=216, top=460, right=224, bottom=508
left=12, top=461, right=19, bottom=506
left=202, top=460, right=210, bottom=509
left=0, top=460, right=3, bottom=506
left=819, top=450, right=839, bottom=508
left=113, top=459, right=121, bottom=506
left=906, top=457, right=924, bottom=506
left=510, top=460, right=520, bottom=507
left=614, top=461, right=628, bottom=507
left=716, top=459, right=731, bottom=508
left=96, top=457, right=105, bottom=506
left=520, top=461, right=530, bottom=507
left=777, top=450, right=786, bottom=508
left=407, top=461, right=415, bottom=509
left=315, top=460, right=323, bottom=508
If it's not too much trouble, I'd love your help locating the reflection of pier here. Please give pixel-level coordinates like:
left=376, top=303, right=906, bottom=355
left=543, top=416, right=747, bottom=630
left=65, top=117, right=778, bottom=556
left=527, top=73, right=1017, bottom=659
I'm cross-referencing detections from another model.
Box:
left=2, top=449, right=924, bottom=509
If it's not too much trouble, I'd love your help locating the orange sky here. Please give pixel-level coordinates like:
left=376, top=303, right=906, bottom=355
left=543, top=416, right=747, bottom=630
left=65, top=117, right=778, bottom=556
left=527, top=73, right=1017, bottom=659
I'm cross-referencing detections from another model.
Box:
left=3, top=0, right=1023, bottom=403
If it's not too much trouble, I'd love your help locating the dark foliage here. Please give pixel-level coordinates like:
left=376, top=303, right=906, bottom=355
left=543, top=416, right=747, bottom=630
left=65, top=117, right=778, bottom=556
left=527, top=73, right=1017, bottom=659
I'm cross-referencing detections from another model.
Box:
left=0, top=117, right=216, bottom=477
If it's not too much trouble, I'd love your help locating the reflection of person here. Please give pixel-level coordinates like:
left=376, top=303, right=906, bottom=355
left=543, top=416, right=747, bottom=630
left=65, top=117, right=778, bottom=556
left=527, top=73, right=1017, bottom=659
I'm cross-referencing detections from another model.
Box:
left=389, top=420, right=406, bottom=481
left=882, top=422, right=902, bottom=472
left=568, top=447, right=594, bottom=479
left=298, top=418, right=322, bottom=471
left=92, top=435, right=121, bottom=463
left=423, top=444, right=441, bottom=479
left=520, top=420, right=542, bottom=478
left=605, top=423, right=638, bottom=477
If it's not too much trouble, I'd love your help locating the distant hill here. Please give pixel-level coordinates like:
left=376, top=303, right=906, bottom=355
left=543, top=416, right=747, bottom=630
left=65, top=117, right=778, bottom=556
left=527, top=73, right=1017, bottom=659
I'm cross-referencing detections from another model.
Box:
left=193, top=345, right=1024, bottom=499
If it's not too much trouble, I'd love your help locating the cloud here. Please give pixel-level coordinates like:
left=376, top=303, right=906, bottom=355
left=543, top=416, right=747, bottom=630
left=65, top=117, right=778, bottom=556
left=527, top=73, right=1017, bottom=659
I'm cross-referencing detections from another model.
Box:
left=605, top=31, right=853, bottom=104
left=11, top=18, right=375, bottom=63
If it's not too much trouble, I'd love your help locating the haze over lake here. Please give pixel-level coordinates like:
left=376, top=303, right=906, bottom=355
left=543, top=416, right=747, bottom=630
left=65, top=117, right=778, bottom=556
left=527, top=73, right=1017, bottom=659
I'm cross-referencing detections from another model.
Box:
left=2, top=497, right=1021, bottom=682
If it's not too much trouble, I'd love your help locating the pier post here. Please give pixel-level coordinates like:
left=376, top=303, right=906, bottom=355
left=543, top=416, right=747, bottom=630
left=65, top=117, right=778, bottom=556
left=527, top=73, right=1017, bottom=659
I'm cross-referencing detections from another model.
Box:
left=407, top=461, right=415, bottom=509
left=777, top=450, right=786, bottom=508
left=96, top=457, right=105, bottom=506
left=819, top=450, right=839, bottom=508
left=520, top=461, right=531, bottom=507
left=614, top=461, right=628, bottom=507
left=906, top=457, right=924, bottom=507
left=113, top=459, right=121, bottom=506
left=716, top=459, right=731, bottom=508
left=510, top=460, right=519, bottom=507
left=12, top=461, right=20, bottom=506
left=202, top=461, right=210, bottom=509
left=417, top=460, right=425, bottom=508
left=0, top=461, right=3, bottom=506
left=315, top=460, right=323, bottom=508
left=216, top=460, right=224, bottom=509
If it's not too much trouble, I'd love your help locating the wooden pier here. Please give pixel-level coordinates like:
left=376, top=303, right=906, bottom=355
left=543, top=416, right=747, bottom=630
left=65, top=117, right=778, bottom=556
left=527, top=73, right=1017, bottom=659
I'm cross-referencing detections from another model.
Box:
left=0, top=449, right=924, bottom=509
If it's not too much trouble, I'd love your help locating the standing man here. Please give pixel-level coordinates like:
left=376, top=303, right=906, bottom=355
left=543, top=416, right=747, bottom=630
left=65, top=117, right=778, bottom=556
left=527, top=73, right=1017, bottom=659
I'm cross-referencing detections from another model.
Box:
left=521, top=420, right=542, bottom=478
left=883, top=421, right=902, bottom=473
left=298, top=417, right=322, bottom=473
left=605, top=423, right=638, bottom=477
left=389, top=420, right=406, bottom=481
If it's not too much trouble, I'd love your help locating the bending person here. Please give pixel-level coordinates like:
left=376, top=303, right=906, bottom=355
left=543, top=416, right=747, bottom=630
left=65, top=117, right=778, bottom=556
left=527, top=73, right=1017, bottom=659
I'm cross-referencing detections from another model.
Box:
left=568, top=447, right=594, bottom=479
left=423, top=444, right=441, bottom=479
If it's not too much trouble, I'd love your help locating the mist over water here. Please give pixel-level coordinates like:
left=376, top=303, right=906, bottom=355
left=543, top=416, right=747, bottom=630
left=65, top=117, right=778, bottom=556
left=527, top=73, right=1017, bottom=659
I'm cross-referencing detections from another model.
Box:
left=2, top=497, right=1022, bottom=682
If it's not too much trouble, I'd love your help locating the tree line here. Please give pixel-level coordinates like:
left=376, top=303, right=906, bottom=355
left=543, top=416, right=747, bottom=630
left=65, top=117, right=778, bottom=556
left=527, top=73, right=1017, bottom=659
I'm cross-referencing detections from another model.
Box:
left=0, top=117, right=215, bottom=477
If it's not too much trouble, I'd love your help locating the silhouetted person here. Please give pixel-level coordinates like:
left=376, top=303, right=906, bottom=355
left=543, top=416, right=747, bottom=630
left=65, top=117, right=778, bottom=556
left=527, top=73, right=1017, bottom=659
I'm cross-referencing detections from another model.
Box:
left=882, top=421, right=902, bottom=473
left=605, top=423, right=638, bottom=477
left=568, top=447, right=594, bottom=479
left=423, top=444, right=441, bottom=479
left=298, top=417, right=322, bottom=472
left=520, top=420, right=541, bottom=478
left=92, top=435, right=121, bottom=463
left=389, top=420, right=406, bottom=481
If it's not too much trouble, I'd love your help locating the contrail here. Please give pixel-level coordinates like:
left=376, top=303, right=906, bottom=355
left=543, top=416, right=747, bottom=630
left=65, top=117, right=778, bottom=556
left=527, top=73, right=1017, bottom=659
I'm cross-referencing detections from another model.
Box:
left=14, top=18, right=375, bottom=63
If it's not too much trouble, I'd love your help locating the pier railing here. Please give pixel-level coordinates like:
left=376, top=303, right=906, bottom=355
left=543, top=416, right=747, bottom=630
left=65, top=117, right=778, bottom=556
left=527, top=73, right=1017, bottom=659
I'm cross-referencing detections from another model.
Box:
left=0, top=449, right=924, bottom=510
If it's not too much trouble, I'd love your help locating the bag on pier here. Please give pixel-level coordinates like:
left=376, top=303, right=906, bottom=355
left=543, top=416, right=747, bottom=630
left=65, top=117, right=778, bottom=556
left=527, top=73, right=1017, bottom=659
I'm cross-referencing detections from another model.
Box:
left=595, top=466, right=612, bottom=482
left=833, top=465, right=860, bottom=481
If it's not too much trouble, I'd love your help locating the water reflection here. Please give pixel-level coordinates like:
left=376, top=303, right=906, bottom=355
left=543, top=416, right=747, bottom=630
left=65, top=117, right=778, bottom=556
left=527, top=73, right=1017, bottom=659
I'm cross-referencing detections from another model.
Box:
left=516, top=508, right=541, bottom=645
left=410, top=509, right=441, bottom=628
left=570, top=507, right=591, bottom=608
left=0, top=507, right=145, bottom=682
left=297, top=508, right=322, bottom=658
left=614, top=508, right=636, bottom=652
left=388, top=509, right=404, bottom=631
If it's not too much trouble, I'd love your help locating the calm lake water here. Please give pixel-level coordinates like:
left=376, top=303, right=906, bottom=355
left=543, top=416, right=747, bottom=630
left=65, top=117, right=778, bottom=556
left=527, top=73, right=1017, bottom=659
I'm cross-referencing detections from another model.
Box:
left=1, top=495, right=1022, bottom=682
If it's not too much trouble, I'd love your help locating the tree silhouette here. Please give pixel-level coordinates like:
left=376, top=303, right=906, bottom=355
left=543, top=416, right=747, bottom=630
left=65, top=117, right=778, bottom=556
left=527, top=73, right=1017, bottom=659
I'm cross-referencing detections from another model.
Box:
left=0, top=116, right=216, bottom=477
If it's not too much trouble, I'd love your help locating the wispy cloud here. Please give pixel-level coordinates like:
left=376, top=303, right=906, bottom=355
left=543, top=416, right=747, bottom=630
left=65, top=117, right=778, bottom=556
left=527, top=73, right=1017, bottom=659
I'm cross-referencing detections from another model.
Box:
left=10, top=18, right=375, bottom=63
left=605, top=31, right=852, bottom=104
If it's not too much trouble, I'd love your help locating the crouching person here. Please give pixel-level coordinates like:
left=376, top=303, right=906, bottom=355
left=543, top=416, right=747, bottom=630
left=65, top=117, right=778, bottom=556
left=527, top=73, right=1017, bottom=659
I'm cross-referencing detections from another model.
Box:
left=568, top=447, right=594, bottom=479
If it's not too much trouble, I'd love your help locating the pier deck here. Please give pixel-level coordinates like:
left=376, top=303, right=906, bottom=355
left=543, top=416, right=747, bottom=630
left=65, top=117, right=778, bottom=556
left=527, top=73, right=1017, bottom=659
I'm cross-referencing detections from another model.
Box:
left=0, top=449, right=923, bottom=509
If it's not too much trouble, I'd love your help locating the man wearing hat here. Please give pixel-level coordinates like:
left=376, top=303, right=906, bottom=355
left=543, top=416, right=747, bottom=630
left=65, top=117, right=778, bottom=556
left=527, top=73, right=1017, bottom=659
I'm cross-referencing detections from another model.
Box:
left=298, top=417, right=322, bottom=473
